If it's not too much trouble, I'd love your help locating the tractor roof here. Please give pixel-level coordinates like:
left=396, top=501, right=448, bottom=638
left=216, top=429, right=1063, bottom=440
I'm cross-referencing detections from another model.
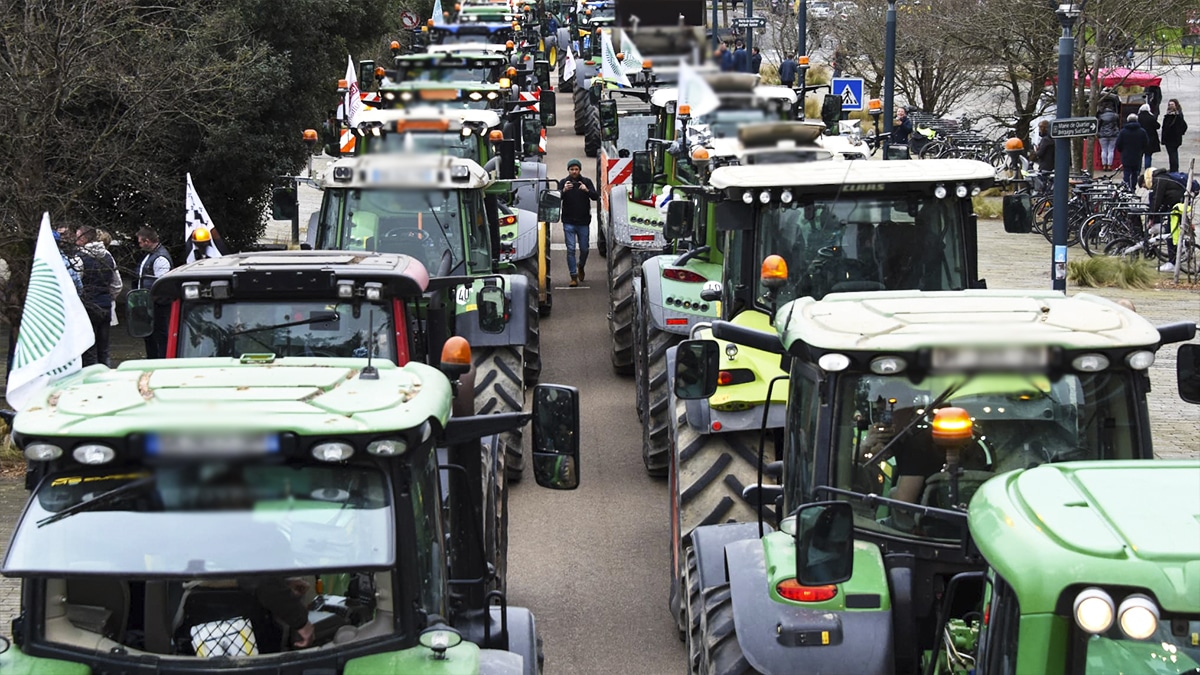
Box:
left=424, top=42, right=511, bottom=55
left=152, top=251, right=430, bottom=302
left=969, top=460, right=1200, bottom=614
left=359, top=106, right=502, bottom=129
left=776, top=290, right=1162, bottom=355
left=709, top=157, right=995, bottom=190
left=320, top=154, right=491, bottom=190
left=650, top=84, right=796, bottom=110
left=12, top=358, right=452, bottom=441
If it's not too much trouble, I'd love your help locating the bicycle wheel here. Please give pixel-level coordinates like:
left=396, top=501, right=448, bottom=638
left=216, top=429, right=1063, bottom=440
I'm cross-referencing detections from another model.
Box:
left=1079, top=215, right=1114, bottom=257
left=1178, top=237, right=1199, bottom=275
left=919, top=140, right=947, bottom=159
left=1103, top=237, right=1139, bottom=260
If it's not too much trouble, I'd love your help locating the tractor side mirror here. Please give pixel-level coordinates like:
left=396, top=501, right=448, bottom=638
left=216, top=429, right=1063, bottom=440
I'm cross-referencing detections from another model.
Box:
left=477, top=284, right=506, bottom=333
left=538, top=190, right=562, bottom=223
left=674, top=339, right=718, bottom=399
left=523, top=116, right=544, bottom=156
left=820, top=94, right=841, bottom=131
left=1002, top=194, right=1033, bottom=234
left=794, top=501, right=855, bottom=586
left=599, top=99, right=619, bottom=140
left=631, top=150, right=653, bottom=201
left=535, top=60, right=552, bottom=92
left=664, top=200, right=694, bottom=240
left=540, top=89, right=557, bottom=127
left=125, top=289, right=154, bottom=339
left=1178, top=343, right=1200, bottom=405
left=532, top=384, right=581, bottom=489
left=271, top=186, right=297, bottom=221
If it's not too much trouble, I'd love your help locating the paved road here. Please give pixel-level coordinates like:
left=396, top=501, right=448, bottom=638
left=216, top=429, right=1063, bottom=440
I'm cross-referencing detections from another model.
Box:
left=1, top=112, right=1196, bottom=673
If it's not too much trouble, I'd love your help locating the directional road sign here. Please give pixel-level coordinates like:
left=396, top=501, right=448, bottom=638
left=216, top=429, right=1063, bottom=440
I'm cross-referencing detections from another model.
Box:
left=831, top=77, right=865, bottom=112
left=732, top=16, right=767, bottom=29
left=1049, top=117, right=1098, bottom=138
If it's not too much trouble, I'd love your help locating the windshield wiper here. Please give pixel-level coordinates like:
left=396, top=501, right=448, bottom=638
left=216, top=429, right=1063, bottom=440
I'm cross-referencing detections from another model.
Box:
left=37, top=476, right=156, bottom=528
left=863, top=376, right=973, bottom=471
left=424, top=194, right=457, bottom=270
left=229, top=313, right=340, bottom=337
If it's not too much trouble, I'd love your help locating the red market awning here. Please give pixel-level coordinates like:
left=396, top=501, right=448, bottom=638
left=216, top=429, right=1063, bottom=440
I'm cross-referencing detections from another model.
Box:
left=1082, top=67, right=1162, bottom=87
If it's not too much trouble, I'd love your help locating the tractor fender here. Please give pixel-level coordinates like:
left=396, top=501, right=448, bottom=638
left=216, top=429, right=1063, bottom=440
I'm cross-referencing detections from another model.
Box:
left=640, top=254, right=706, bottom=336
left=454, top=274, right=531, bottom=349
left=478, top=649, right=524, bottom=675
left=724, top=539, right=894, bottom=675
left=510, top=208, right=540, bottom=262
left=684, top=401, right=789, bottom=437
left=514, top=162, right=546, bottom=212
left=493, top=605, right=540, bottom=675
left=690, top=522, right=763, bottom=591
left=609, top=184, right=632, bottom=246
left=556, top=27, right=570, bottom=52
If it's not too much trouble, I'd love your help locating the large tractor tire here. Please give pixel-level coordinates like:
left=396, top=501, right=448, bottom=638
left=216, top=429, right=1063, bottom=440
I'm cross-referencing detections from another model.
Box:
left=523, top=280, right=542, bottom=386
left=473, top=346, right=527, bottom=482
left=606, top=243, right=635, bottom=375
left=583, top=104, right=601, bottom=158
left=633, top=294, right=647, bottom=423
left=682, top=548, right=702, bottom=663
left=640, top=291, right=679, bottom=476
left=573, top=87, right=589, bottom=135
left=672, top=395, right=772, bottom=545
left=597, top=223, right=608, bottom=258
left=698, top=584, right=755, bottom=675
left=558, top=57, right=574, bottom=93
left=481, top=435, right=509, bottom=595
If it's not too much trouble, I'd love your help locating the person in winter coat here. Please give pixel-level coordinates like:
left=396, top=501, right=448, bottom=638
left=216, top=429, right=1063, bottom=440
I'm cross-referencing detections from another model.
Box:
left=1096, top=103, right=1122, bottom=170
left=1114, top=114, right=1149, bottom=190
left=1033, top=119, right=1055, bottom=177
left=558, top=158, right=598, bottom=287
left=75, top=226, right=119, bottom=367
left=1161, top=98, right=1188, bottom=173
left=1137, top=103, right=1160, bottom=169
left=750, top=47, right=762, bottom=74
left=732, top=40, right=748, bottom=73
left=779, top=53, right=798, bottom=86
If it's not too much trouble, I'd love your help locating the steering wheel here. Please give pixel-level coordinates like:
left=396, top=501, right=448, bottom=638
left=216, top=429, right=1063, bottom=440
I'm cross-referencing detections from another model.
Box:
left=816, top=245, right=842, bottom=258
left=382, top=226, right=429, bottom=242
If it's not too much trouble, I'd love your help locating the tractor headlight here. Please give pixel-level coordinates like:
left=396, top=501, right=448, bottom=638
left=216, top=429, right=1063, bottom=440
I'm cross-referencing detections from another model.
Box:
left=1073, top=587, right=1115, bottom=634
left=73, top=444, right=116, bottom=465
left=312, top=442, right=355, bottom=462
left=1117, top=594, right=1158, bottom=640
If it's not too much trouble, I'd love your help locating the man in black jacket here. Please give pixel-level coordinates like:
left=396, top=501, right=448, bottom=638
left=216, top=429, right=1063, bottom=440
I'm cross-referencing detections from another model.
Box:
left=1114, top=114, right=1149, bottom=190
left=558, top=158, right=598, bottom=286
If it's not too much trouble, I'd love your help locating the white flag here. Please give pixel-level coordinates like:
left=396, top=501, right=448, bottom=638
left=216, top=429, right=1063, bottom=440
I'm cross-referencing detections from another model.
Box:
left=184, top=173, right=224, bottom=264
left=345, top=55, right=364, bottom=130
left=6, top=214, right=96, bottom=411
left=563, top=44, right=577, bottom=83
left=431, top=0, right=443, bottom=21
left=620, top=32, right=645, bottom=74
left=677, top=59, right=721, bottom=118
left=600, top=30, right=632, bottom=88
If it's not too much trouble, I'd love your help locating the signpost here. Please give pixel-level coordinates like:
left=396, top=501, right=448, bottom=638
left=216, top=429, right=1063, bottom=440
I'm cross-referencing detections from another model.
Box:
left=1049, top=117, right=1098, bottom=138
left=732, top=16, right=767, bottom=29
left=831, top=76, right=865, bottom=112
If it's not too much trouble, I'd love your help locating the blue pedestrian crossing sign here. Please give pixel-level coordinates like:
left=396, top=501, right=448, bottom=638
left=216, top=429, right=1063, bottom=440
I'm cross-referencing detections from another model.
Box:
left=832, top=77, right=865, bottom=112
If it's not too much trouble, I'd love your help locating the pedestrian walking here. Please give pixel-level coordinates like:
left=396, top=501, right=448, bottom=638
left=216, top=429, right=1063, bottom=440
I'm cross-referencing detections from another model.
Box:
left=1137, top=103, right=1160, bottom=169
left=1033, top=119, right=1055, bottom=177
left=1115, top=113, right=1149, bottom=190
left=135, top=226, right=174, bottom=358
left=74, top=226, right=118, bottom=367
left=1161, top=98, right=1188, bottom=173
left=779, top=53, right=798, bottom=87
left=558, top=159, right=597, bottom=287
left=1096, top=102, right=1121, bottom=170
left=750, top=47, right=762, bottom=75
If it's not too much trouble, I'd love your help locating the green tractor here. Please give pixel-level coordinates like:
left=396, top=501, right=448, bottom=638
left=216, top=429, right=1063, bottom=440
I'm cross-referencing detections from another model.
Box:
left=631, top=121, right=868, bottom=475
left=0, top=352, right=580, bottom=674
left=276, top=155, right=562, bottom=478
left=669, top=290, right=1198, bottom=674
left=600, top=74, right=800, bottom=376
left=352, top=106, right=555, bottom=316
left=920, top=457, right=1200, bottom=675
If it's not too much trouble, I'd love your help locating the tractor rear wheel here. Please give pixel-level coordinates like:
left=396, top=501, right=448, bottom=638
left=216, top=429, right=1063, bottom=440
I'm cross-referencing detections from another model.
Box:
left=683, top=548, right=703, bottom=671
left=473, top=346, right=527, bottom=482
left=606, top=243, right=635, bottom=375
left=698, top=584, right=756, bottom=675
left=481, top=435, right=509, bottom=595
left=672, top=394, right=772, bottom=545
left=583, top=105, right=601, bottom=158
left=523, top=279, right=542, bottom=385
left=640, top=288, right=677, bottom=476
left=573, top=88, right=589, bottom=135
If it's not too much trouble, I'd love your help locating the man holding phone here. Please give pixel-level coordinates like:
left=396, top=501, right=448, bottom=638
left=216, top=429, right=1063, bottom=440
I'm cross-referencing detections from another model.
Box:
left=558, top=158, right=598, bottom=287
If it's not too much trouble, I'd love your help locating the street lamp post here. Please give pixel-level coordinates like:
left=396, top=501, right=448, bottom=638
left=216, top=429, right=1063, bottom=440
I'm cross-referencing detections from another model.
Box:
left=1051, top=1, right=1084, bottom=292
left=798, top=0, right=807, bottom=59
left=882, top=0, right=897, bottom=156
left=744, top=0, right=754, bottom=73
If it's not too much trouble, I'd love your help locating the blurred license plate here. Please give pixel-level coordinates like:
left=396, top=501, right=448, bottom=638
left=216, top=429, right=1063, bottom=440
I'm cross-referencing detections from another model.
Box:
left=931, top=346, right=1049, bottom=371
left=146, top=432, right=280, bottom=458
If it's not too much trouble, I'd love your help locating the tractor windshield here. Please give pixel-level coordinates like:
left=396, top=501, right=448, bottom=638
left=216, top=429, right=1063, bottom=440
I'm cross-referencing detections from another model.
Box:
left=786, top=370, right=1144, bottom=542
left=748, top=195, right=970, bottom=305
left=694, top=108, right=774, bottom=139
left=176, top=299, right=397, bottom=360
left=396, top=64, right=495, bottom=83
left=317, top=188, right=480, bottom=274
left=4, top=463, right=393, bottom=576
